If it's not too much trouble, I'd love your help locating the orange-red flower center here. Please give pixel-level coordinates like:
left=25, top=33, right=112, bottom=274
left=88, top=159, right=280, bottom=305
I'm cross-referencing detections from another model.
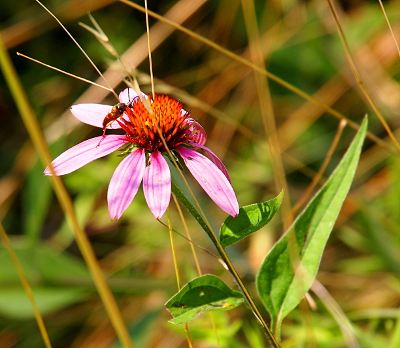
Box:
left=120, top=94, right=192, bottom=152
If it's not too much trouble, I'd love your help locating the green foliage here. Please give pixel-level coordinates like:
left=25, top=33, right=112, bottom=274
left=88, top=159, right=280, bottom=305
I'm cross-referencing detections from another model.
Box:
left=2, top=0, right=400, bottom=346
left=0, top=287, right=88, bottom=319
left=256, top=118, right=367, bottom=334
left=22, top=159, right=52, bottom=246
left=112, top=310, right=161, bottom=348
left=168, top=311, right=244, bottom=348
left=0, top=242, right=91, bottom=319
left=165, top=275, right=244, bottom=324
left=220, top=191, right=283, bottom=247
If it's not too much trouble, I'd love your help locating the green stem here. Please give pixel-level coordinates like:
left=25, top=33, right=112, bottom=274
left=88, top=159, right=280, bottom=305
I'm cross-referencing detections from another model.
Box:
left=0, top=33, right=134, bottom=348
left=171, top=182, right=281, bottom=348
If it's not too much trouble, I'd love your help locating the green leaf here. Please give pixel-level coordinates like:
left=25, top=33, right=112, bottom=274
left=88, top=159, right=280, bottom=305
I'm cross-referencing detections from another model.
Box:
left=220, top=191, right=283, bottom=247
left=0, top=241, right=92, bottom=319
left=0, top=287, right=89, bottom=319
left=0, top=241, right=91, bottom=284
left=165, top=274, right=244, bottom=325
left=23, top=159, right=52, bottom=247
left=256, top=118, right=367, bottom=333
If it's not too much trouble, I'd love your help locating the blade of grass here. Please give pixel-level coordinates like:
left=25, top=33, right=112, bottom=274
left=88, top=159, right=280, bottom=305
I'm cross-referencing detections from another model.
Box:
left=171, top=196, right=221, bottom=347
left=120, top=0, right=397, bottom=156
left=43, top=0, right=208, bottom=145
left=35, top=0, right=119, bottom=100
left=144, top=0, right=155, bottom=98
left=0, top=33, right=134, bottom=348
left=240, top=0, right=292, bottom=231
left=0, top=223, right=52, bottom=348
left=292, top=119, right=347, bottom=215
left=377, top=0, right=400, bottom=58
left=311, top=280, right=360, bottom=348
left=327, top=0, right=400, bottom=153
left=172, top=195, right=202, bottom=276
left=166, top=209, right=194, bottom=348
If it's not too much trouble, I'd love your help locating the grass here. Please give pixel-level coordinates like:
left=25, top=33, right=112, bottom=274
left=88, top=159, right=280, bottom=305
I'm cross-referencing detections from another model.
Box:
left=1, top=0, right=400, bottom=347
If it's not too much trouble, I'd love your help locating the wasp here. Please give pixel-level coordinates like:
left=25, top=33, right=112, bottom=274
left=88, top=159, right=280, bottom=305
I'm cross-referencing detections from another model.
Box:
left=97, top=102, right=132, bottom=147
left=101, top=102, right=132, bottom=136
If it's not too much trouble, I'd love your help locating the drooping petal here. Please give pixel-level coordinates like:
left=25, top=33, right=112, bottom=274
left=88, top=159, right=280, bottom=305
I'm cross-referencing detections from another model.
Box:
left=187, top=119, right=207, bottom=145
left=44, top=135, right=126, bottom=176
left=178, top=147, right=239, bottom=217
left=119, top=88, right=140, bottom=104
left=143, top=151, right=171, bottom=219
left=108, top=148, right=146, bottom=220
left=70, top=104, right=116, bottom=129
left=191, top=143, right=231, bottom=182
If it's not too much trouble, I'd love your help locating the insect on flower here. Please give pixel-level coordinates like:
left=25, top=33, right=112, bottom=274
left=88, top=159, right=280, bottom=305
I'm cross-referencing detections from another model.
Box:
left=44, top=88, right=239, bottom=220
left=101, top=102, right=132, bottom=135
left=97, top=100, right=135, bottom=146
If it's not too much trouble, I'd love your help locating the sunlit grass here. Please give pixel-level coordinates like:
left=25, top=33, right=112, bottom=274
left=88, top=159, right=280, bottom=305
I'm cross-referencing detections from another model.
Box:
left=1, top=0, right=400, bottom=347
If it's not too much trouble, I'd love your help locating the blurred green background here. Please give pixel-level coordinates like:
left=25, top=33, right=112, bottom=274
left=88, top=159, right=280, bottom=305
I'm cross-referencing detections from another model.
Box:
left=1, top=0, right=400, bottom=347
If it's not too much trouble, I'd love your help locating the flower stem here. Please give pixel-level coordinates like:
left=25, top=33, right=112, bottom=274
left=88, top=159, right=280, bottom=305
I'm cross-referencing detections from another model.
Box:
left=171, top=182, right=281, bottom=348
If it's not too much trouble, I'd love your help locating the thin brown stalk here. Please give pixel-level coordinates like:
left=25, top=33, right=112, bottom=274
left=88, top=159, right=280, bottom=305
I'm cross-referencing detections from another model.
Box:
left=167, top=209, right=194, bottom=348
left=44, top=0, right=208, bottom=145
left=0, top=33, right=134, bottom=348
left=172, top=196, right=220, bottom=347
left=2, top=0, right=116, bottom=49
left=311, top=279, right=360, bottom=348
left=240, top=0, right=293, bottom=231
left=377, top=0, right=400, bottom=58
left=172, top=195, right=202, bottom=276
left=327, top=0, right=400, bottom=153
left=144, top=0, right=155, bottom=98
left=120, top=0, right=397, bottom=156
left=16, top=52, right=113, bottom=92
left=35, top=0, right=119, bottom=100
left=292, top=119, right=347, bottom=215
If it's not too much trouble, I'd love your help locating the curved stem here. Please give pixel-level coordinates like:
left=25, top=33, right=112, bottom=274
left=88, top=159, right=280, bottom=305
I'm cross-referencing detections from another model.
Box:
left=171, top=182, right=281, bottom=348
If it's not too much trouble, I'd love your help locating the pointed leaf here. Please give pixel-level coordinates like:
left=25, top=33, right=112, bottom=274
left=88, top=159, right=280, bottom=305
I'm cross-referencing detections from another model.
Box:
left=165, top=275, right=244, bottom=325
left=220, top=191, right=283, bottom=247
left=256, top=118, right=367, bottom=332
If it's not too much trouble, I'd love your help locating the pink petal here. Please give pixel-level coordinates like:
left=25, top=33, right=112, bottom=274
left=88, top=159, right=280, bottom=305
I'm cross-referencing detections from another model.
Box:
left=143, top=151, right=171, bottom=219
left=187, top=119, right=207, bottom=146
left=119, top=88, right=140, bottom=104
left=108, top=148, right=146, bottom=220
left=178, top=147, right=239, bottom=217
left=191, top=143, right=231, bottom=182
left=70, top=104, right=115, bottom=129
left=44, top=135, right=126, bottom=176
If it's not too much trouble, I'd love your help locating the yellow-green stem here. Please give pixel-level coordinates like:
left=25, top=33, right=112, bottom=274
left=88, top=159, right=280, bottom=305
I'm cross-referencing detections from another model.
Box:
left=171, top=182, right=281, bottom=348
left=167, top=210, right=193, bottom=347
left=0, top=33, right=134, bottom=348
left=0, top=223, right=52, bottom=348
left=167, top=209, right=181, bottom=289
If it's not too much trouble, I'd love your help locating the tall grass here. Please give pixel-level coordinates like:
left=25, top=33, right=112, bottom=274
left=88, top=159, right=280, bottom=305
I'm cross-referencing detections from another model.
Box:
left=1, top=0, right=400, bottom=347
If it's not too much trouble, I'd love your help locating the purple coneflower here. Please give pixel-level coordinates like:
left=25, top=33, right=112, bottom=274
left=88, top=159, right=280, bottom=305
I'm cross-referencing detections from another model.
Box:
left=44, top=88, right=239, bottom=220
